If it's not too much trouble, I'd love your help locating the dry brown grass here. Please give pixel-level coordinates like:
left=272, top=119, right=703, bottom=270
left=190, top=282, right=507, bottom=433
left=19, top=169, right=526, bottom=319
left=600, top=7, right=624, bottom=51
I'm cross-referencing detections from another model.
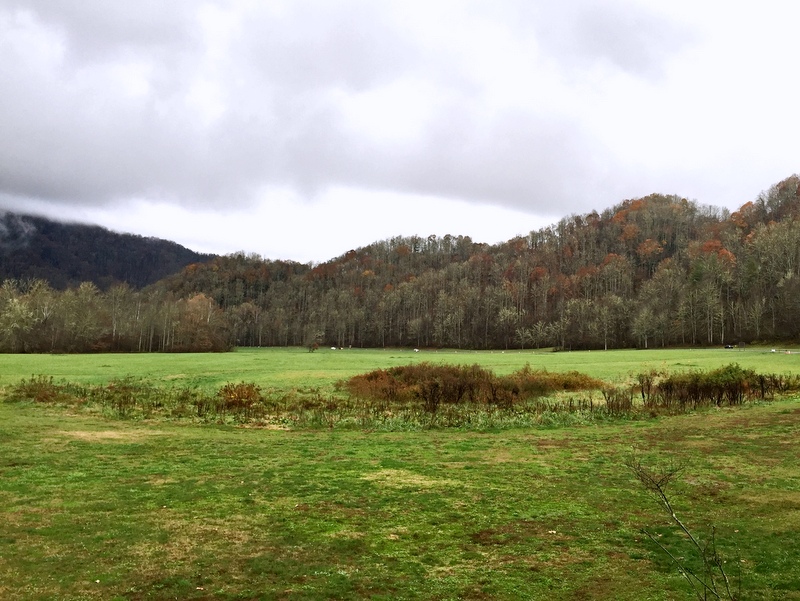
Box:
left=361, top=468, right=459, bottom=489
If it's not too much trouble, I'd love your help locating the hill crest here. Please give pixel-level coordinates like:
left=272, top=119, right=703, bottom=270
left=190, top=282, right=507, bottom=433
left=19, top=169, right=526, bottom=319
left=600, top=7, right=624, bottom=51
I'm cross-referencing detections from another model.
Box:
left=0, top=212, right=213, bottom=289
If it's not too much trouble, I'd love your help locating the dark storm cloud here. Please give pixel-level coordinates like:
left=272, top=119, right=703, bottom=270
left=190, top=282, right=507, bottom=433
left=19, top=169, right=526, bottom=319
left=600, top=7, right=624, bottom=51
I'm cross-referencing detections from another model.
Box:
left=0, top=0, right=695, bottom=218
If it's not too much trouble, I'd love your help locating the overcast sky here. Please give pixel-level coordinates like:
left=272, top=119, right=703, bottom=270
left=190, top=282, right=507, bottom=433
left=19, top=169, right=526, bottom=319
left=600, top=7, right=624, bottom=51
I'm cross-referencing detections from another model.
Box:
left=1, top=1, right=798, bottom=263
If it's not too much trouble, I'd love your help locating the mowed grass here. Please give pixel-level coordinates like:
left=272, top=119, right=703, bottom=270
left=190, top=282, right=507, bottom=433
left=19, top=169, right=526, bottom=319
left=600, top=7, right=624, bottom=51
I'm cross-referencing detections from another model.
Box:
left=1, top=347, right=799, bottom=599
left=2, top=397, right=800, bottom=600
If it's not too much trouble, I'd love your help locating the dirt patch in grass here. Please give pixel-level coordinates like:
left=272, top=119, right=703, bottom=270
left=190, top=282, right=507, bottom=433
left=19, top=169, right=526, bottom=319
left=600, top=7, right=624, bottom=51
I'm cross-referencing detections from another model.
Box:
left=470, top=519, right=573, bottom=547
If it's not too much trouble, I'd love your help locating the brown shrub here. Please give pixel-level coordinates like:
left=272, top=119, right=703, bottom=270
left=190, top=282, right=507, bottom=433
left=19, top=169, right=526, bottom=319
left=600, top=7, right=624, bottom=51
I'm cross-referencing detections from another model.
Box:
left=343, top=362, right=604, bottom=412
left=217, top=382, right=264, bottom=418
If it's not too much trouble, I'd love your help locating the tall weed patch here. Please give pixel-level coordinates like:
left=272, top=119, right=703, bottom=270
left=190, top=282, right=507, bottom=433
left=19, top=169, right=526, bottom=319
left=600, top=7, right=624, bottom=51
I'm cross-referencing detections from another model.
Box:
left=6, top=362, right=800, bottom=430
left=7, top=375, right=83, bottom=405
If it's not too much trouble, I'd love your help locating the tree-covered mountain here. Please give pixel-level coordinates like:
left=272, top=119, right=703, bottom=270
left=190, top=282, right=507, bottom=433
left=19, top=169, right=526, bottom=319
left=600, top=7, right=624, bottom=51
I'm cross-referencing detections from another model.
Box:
left=152, top=175, right=798, bottom=348
left=0, top=212, right=213, bottom=289
left=1, top=174, right=798, bottom=352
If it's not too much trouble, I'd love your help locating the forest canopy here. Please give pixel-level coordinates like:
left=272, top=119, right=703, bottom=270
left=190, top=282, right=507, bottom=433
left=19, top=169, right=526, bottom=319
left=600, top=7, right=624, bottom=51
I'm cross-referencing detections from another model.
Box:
left=1, top=175, right=799, bottom=353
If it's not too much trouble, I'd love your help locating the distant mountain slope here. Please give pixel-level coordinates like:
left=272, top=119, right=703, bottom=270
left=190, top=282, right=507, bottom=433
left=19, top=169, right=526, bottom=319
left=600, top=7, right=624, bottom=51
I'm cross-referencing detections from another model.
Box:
left=153, top=174, right=800, bottom=348
left=0, top=212, right=214, bottom=289
left=2, top=175, right=799, bottom=352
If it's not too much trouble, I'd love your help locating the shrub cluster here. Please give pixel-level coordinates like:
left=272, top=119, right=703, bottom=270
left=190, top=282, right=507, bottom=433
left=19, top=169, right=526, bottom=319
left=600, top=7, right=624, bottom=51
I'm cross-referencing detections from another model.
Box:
left=341, top=362, right=604, bottom=412
left=634, top=363, right=800, bottom=412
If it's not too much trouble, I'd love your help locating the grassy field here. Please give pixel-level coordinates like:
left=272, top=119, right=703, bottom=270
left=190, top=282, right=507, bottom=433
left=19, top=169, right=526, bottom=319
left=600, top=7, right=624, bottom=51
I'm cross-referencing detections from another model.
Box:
left=1, top=345, right=797, bottom=393
left=1, top=347, right=799, bottom=600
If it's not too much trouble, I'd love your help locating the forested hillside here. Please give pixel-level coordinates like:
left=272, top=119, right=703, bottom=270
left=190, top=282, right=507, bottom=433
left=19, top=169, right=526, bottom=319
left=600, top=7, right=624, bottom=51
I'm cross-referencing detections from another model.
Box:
left=0, top=212, right=212, bottom=289
left=1, top=175, right=798, bottom=352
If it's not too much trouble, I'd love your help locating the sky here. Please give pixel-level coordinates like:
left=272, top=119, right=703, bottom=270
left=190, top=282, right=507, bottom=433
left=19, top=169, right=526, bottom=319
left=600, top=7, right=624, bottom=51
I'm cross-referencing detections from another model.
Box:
left=1, top=1, right=798, bottom=264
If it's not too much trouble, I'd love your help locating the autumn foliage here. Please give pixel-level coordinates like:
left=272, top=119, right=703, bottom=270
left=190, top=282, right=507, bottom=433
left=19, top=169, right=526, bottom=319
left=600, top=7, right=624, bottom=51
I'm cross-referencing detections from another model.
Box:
left=3, top=175, right=800, bottom=352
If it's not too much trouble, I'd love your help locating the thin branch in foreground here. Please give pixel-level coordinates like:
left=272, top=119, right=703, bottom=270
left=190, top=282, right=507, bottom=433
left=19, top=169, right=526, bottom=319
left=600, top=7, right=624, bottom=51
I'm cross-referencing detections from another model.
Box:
left=625, top=454, right=740, bottom=601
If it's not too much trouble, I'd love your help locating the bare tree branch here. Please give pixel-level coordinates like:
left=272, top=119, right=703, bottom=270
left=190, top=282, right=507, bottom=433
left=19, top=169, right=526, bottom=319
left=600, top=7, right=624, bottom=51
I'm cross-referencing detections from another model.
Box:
left=625, top=454, right=739, bottom=600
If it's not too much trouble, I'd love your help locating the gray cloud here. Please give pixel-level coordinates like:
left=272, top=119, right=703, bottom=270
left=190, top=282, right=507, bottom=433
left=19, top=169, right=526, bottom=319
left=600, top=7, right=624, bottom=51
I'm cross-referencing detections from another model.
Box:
left=0, top=0, right=423, bottom=208
left=8, top=0, right=198, bottom=60
left=320, top=105, right=608, bottom=217
left=553, top=1, right=694, bottom=77
left=0, top=0, right=749, bottom=227
left=495, top=0, right=696, bottom=78
left=238, top=2, right=417, bottom=93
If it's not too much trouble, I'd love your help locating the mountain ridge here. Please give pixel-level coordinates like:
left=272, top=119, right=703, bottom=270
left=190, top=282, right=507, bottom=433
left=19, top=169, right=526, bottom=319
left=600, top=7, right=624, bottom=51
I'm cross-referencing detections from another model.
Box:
left=1, top=174, right=799, bottom=352
left=0, top=212, right=214, bottom=289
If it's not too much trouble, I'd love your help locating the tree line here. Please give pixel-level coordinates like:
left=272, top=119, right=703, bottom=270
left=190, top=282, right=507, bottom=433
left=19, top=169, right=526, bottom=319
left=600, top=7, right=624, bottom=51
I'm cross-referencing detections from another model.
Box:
left=1, top=175, right=798, bottom=353
left=0, top=281, right=228, bottom=352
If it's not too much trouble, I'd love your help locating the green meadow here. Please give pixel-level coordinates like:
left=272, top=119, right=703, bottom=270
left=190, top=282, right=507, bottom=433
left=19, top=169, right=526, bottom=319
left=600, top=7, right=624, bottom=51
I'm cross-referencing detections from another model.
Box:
left=1, top=345, right=796, bottom=392
left=1, top=347, right=799, bottom=600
